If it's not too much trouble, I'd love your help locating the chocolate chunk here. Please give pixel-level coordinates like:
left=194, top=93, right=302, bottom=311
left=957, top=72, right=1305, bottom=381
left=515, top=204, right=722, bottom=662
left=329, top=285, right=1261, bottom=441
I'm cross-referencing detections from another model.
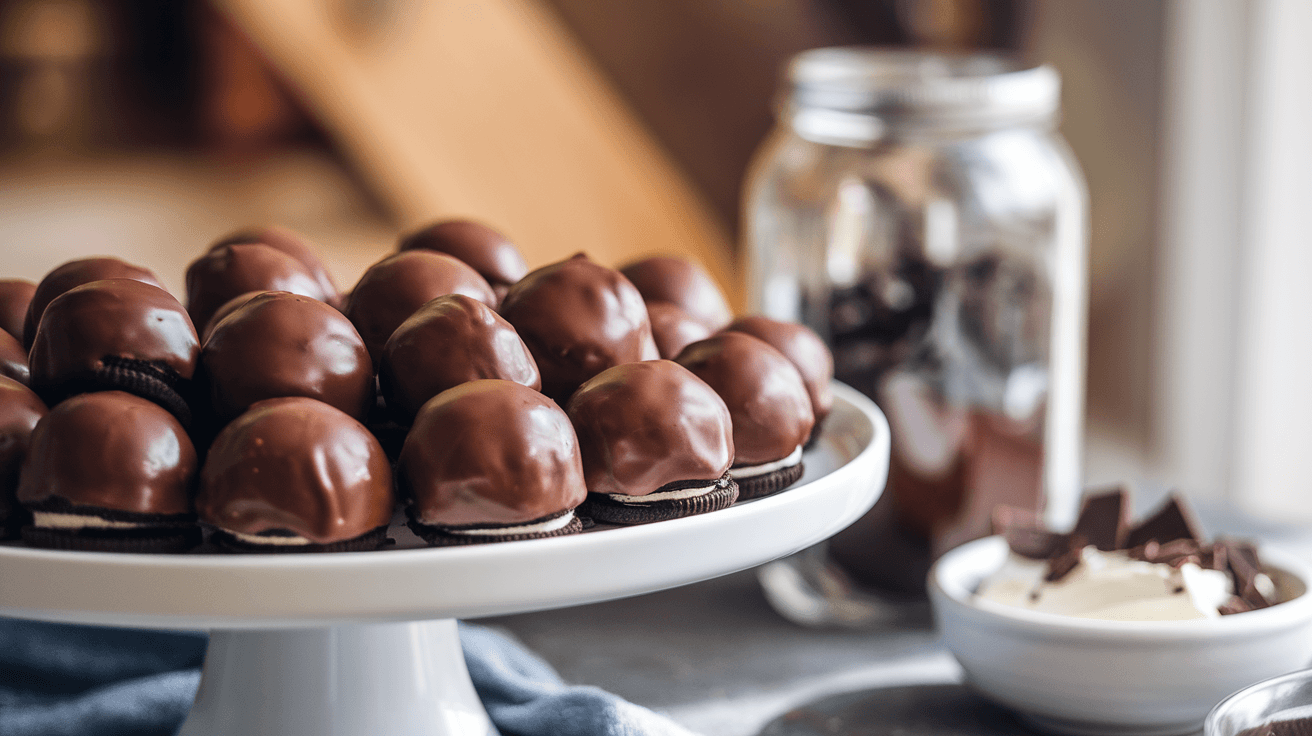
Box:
left=1072, top=488, right=1129, bottom=551
left=1045, top=534, right=1087, bottom=582
left=1219, top=596, right=1254, bottom=616
left=993, top=505, right=1065, bottom=559
left=1124, top=494, right=1204, bottom=547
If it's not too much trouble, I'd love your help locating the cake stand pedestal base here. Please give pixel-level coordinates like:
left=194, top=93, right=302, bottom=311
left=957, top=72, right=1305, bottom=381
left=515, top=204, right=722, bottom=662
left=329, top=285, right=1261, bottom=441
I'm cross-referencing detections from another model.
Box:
left=176, top=619, right=494, bottom=736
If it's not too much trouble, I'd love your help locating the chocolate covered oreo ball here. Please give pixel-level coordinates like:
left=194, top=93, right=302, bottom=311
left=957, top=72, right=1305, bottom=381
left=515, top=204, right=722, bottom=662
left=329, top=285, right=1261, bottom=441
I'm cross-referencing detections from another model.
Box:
left=211, top=225, right=340, bottom=307
left=621, top=256, right=732, bottom=330
left=201, top=292, right=373, bottom=422
left=723, top=315, right=834, bottom=428
left=676, top=333, right=814, bottom=500
left=398, top=380, right=587, bottom=545
left=29, top=279, right=199, bottom=424
left=346, top=250, right=496, bottom=365
left=568, top=361, right=737, bottom=525
left=0, top=278, right=35, bottom=341
left=0, top=378, right=46, bottom=538
left=399, top=219, right=528, bottom=304
left=199, top=290, right=265, bottom=342
left=24, top=257, right=163, bottom=348
left=0, top=328, right=28, bottom=386
left=379, top=294, right=539, bottom=423
left=18, top=391, right=199, bottom=552
left=500, top=254, right=658, bottom=402
left=647, top=302, right=711, bottom=360
left=197, top=397, right=394, bottom=552
left=185, top=243, right=329, bottom=335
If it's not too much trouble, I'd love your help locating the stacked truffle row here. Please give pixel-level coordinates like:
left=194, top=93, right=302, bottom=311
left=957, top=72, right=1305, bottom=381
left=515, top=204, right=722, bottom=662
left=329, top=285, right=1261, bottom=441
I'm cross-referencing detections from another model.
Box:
left=0, top=220, right=836, bottom=553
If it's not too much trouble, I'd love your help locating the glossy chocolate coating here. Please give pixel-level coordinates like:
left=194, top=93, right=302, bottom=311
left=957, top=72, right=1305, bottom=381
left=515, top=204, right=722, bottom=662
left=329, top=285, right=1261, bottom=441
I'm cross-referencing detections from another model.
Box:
left=620, top=256, right=732, bottom=330
left=199, top=290, right=265, bottom=342
left=723, top=315, right=834, bottom=425
left=567, top=360, right=733, bottom=497
left=197, top=397, right=393, bottom=543
left=201, top=292, right=373, bottom=421
left=0, top=329, right=28, bottom=385
left=379, top=294, right=540, bottom=422
left=17, top=391, right=195, bottom=515
left=346, top=250, right=497, bottom=365
left=675, top=332, right=814, bottom=465
left=211, top=225, right=340, bottom=306
left=399, top=380, right=587, bottom=526
left=185, top=243, right=328, bottom=335
left=0, top=378, right=47, bottom=525
left=499, top=255, right=659, bottom=402
left=647, top=302, right=711, bottom=360
left=24, top=257, right=163, bottom=348
left=29, top=278, right=199, bottom=391
left=398, top=219, right=528, bottom=300
left=0, top=279, right=35, bottom=342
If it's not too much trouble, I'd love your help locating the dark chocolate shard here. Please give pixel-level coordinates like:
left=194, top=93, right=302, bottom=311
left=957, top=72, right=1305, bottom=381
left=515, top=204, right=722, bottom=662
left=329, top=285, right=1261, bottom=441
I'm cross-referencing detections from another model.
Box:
left=994, top=504, right=1066, bottom=559
left=1124, top=493, right=1204, bottom=547
left=1219, top=596, right=1255, bottom=616
left=1072, top=488, right=1129, bottom=551
left=1045, top=534, right=1088, bottom=582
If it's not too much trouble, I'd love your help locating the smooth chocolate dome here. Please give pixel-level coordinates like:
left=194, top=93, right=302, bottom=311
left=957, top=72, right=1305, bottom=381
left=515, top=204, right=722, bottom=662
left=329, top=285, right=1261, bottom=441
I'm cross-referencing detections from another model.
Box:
left=620, top=256, right=732, bottom=330
left=210, top=225, right=340, bottom=307
left=379, top=294, right=539, bottom=422
left=499, top=254, right=658, bottom=402
left=199, top=290, right=266, bottom=342
left=567, top=360, right=733, bottom=497
left=346, top=250, right=496, bottom=365
left=723, top=315, right=834, bottom=425
left=0, top=378, right=46, bottom=530
left=17, top=391, right=196, bottom=515
left=647, top=302, right=711, bottom=360
left=0, top=329, right=28, bottom=386
left=399, top=380, right=587, bottom=526
left=201, top=292, right=373, bottom=422
left=675, top=332, right=814, bottom=466
left=398, top=219, right=528, bottom=302
left=29, top=279, right=199, bottom=410
left=197, top=397, right=393, bottom=543
left=185, top=243, right=328, bottom=334
left=0, top=279, right=35, bottom=342
left=24, top=257, right=163, bottom=348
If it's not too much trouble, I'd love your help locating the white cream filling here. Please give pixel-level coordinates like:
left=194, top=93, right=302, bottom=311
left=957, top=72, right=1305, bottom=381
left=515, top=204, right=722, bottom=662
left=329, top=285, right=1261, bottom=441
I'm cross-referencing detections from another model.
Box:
left=230, top=530, right=314, bottom=546
left=730, top=445, right=803, bottom=480
left=446, top=511, right=575, bottom=537
left=607, top=481, right=720, bottom=505
left=32, top=511, right=149, bottom=530
left=976, top=546, right=1236, bottom=621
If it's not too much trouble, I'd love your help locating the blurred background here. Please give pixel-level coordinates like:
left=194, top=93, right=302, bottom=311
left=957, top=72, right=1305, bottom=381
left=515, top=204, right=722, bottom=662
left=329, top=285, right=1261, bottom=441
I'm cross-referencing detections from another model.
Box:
left=0, top=0, right=1306, bottom=522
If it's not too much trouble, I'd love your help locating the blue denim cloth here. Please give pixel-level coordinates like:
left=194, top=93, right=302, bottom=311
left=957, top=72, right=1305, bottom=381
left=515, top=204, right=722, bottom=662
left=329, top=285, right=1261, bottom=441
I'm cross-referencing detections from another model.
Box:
left=0, top=618, right=695, bottom=736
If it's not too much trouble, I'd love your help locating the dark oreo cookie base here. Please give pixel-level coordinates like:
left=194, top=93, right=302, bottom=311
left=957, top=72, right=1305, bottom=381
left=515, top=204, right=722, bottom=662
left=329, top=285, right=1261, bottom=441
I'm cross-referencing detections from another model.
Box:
left=209, top=526, right=390, bottom=553
left=733, top=461, right=805, bottom=501
left=407, top=508, right=583, bottom=546
left=22, top=525, right=201, bottom=553
left=581, top=474, right=738, bottom=525
left=41, top=356, right=193, bottom=427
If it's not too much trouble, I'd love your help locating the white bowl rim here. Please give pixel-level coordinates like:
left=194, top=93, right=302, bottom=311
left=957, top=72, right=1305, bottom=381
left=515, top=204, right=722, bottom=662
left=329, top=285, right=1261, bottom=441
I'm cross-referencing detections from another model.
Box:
left=1204, top=666, right=1312, bottom=735
left=930, top=535, right=1312, bottom=640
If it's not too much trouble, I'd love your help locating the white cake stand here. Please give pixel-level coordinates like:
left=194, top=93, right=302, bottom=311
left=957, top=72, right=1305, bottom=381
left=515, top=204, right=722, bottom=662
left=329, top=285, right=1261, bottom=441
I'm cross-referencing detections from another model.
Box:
left=0, top=383, right=889, bottom=736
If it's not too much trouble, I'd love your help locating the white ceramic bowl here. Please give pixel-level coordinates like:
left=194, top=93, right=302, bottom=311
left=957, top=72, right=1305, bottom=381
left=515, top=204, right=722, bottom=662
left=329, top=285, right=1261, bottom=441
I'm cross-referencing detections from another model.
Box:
left=929, top=535, right=1312, bottom=736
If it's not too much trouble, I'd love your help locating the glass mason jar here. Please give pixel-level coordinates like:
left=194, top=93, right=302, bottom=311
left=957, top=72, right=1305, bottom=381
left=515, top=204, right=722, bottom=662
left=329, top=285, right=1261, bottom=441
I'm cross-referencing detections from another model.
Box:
left=747, top=49, right=1087, bottom=621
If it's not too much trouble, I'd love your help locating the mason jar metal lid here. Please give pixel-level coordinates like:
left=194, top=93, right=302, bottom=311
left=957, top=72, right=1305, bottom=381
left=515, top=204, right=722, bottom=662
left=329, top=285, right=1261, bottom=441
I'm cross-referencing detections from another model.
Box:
left=784, top=48, right=1059, bottom=140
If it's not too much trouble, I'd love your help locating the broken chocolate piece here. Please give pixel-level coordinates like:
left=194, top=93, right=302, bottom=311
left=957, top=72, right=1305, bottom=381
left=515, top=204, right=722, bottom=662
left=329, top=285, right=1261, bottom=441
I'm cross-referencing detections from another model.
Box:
left=994, top=504, right=1065, bottom=559
left=1044, top=534, right=1087, bottom=582
left=1218, top=596, right=1254, bottom=616
left=1072, top=488, right=1129, bottom=551
left=1124, top=494, right=1204, bottom=548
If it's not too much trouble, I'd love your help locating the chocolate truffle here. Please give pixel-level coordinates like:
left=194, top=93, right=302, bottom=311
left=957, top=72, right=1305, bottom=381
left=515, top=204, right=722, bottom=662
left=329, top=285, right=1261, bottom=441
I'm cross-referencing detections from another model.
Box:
left=199, top=290, right=265, bottom=343
left=568, top=361, right=737, bottom=524
left=23, top=257, right=163, bottom=348
left=0, top=378, right=46, bottom=537
left=675, top=332, right=814, bottom=499
left=723, top=315, right=834, bottom=427
left=29, top=279, right=199, bottom=424
left=0, top=278, right=36, bottom=342
left=197, top=397, right=394, bottom=552
left=647, top=302, right=711, bottom=360
left=210, top=225, right=340, bottom=306
left=185, top=243, right=329, bottom=335
left=18, top=391, right=199, bottom=552
left=201, top=291, right=374, bottom=422
left=0, top=328, right=29, bottom=386
left=398, top=219, right=528, bottom=303
left=379, top=294, right=539, bottom=422
left=620, top=256, right=732, bottom=330
left=345, top=250, right=497, bottom=365
left=499, top=254, right=659, bottom=402
left=398, top=380, right=587, bottom=545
